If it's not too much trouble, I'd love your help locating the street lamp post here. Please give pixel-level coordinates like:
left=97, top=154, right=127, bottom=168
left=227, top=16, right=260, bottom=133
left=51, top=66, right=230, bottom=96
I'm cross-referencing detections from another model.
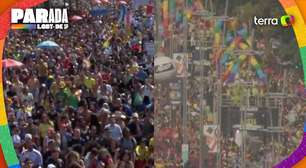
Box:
left=241, top=83, right=250, bottom=168
left=216, top=0, right=229, bottom=167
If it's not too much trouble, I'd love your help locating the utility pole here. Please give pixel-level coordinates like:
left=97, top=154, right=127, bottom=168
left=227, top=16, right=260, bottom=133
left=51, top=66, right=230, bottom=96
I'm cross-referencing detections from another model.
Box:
left=199, top=39, right=213, bottom=168
left=280, top=69, right=287, bottom=141
left=216, top=0, right=229, bottom=167
left=182, top=0, right=189, bottom=166
left=241, top=82, right=250, bottom=168
left=199, top=37, right=205, bottom=168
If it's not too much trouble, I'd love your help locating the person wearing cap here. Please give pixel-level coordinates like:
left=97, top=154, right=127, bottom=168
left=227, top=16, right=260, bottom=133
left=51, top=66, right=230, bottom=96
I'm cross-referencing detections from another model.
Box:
left=104, top=114, right=123, bottom=142
left=98, top=108, right=111, bottom=130
left=114, top=111, right=127, bottom=129
left=102, top=103, right=110, bottom=110
left=20, top=134, right=43, bottom=168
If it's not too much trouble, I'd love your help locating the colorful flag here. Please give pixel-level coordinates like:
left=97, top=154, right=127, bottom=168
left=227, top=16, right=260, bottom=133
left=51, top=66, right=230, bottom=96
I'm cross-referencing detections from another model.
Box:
left=162, top=0, right=169, bottom=37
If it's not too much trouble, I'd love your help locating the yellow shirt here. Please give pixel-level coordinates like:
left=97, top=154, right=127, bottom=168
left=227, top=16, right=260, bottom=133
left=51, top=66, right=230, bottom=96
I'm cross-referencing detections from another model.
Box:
left=155, top=163, right=165, bottom=168
left=39, top=122, right=54, bottom=138
left=128, top=63, right=139, bottom=74
left=84, top=76, right=96, bottom=89
left=36, top=62, right=48, bottom=76
left=50, top=83, right=59, bottom=97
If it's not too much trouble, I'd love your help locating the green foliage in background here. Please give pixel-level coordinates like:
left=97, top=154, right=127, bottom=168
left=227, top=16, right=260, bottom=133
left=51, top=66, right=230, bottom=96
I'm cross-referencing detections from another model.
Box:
left=214, top=0, right=301, bottom=69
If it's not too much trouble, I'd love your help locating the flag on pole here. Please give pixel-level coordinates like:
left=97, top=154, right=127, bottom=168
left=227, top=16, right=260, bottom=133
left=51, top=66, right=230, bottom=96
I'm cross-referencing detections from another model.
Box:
left=162, top=0, right=169, bottom=37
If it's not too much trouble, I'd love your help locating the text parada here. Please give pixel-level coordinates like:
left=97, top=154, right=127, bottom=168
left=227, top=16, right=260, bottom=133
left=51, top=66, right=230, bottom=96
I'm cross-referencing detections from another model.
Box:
left=11, top=8, right=69, bottom=24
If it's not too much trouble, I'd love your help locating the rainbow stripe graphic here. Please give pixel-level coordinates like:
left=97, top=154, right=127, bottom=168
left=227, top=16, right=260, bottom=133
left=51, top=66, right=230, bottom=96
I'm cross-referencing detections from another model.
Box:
left=11, top=24, right=36, bottom=30
left=0, top=39, right=20, bottom=168
left=0, top=0, right=47, bottom=167
left=274, top=123, right=306, bottom=167
left=275, top=0, right=306, bottom=167
left=278, top=0, right=306, bottom=88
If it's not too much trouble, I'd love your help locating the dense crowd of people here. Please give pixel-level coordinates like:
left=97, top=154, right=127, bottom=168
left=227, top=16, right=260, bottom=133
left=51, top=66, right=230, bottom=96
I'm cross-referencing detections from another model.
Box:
left=155, top=4, right=305, bottom=168
left=4, top=1, right=154, bottom=168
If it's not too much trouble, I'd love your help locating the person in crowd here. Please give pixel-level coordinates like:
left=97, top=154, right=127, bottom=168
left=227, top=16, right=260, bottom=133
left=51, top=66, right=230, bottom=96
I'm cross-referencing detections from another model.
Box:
left=20, top=134, right=43, bottom=168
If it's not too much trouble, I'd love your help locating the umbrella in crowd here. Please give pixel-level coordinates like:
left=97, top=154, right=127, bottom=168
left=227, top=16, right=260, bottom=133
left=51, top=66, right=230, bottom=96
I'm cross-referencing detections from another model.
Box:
left=70, top=15, right=83, bottom=21
left=2, top=58, right=23, bottom=68
left=36, top=40, right=60, bottom=49
left=92, top=0, right=111, bottom=4
left=119, top=0, right=127, bottom=5
left=92, top=0, right=102, bottom=4
left=101, top=0, right=111, bottom=3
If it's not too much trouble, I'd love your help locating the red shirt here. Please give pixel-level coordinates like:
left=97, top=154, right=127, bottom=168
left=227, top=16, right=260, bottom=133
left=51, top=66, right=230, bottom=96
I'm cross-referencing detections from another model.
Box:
left=146, top=4, right=153, bottom=16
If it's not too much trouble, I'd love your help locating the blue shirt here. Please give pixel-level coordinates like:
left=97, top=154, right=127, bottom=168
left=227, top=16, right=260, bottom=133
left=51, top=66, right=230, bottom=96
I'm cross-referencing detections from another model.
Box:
left=21, top=148, right=43, bottom=167
left=104, top=123, right=123, bottom=141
